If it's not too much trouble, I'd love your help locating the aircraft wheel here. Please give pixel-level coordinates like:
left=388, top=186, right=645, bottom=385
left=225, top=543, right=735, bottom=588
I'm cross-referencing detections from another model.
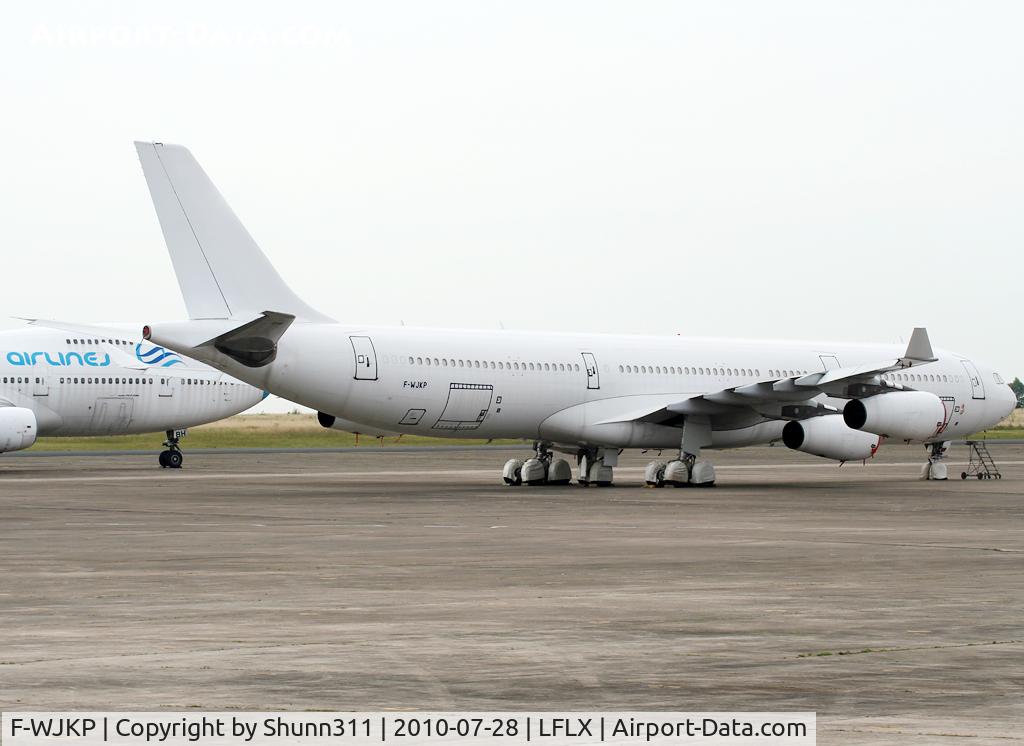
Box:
left=502, top=458, right=523, bottom=486
left=977, top=473, right=984, bottom=480
left=158, top=451, right=169, bottom=468
left=166, top=450, right=183, bottom=469
left=961, top=472, right=967, bottom=480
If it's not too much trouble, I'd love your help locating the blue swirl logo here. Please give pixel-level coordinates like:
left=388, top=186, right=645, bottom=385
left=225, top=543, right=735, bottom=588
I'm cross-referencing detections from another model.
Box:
left=136, top=343, right=184, bottom=367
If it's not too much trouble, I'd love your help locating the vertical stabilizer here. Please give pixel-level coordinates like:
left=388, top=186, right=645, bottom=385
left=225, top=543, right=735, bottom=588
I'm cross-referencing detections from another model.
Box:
left=135, top=141, right=334, bottom=323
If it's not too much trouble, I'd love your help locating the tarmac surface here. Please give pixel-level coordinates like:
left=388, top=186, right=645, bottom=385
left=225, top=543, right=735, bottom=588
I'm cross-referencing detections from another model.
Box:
left=1, top=444, right=1022, bottom=745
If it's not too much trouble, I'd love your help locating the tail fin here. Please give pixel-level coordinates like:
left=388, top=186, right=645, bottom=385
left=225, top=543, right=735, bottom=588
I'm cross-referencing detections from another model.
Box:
left=134, top=141, right=334, bottom=323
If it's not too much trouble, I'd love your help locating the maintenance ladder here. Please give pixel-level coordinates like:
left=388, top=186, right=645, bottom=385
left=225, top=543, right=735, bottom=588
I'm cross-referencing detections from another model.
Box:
left=962, top=441, right=1001, bottom=480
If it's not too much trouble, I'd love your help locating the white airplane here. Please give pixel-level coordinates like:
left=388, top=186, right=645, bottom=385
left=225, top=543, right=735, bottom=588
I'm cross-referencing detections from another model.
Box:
left=132, top=141, right=1016, bottom=486
left=0, top=325, right=265, bottom=467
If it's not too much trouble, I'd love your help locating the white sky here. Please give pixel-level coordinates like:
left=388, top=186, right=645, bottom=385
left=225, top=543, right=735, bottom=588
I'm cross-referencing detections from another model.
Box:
left=1, top=1, right=1021, bottom=414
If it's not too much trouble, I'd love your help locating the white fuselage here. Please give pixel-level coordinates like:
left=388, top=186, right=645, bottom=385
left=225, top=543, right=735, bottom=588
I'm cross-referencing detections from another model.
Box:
left=172, top=323, right=1015, bottom=450
left=0, top=327, right=264, bottom=439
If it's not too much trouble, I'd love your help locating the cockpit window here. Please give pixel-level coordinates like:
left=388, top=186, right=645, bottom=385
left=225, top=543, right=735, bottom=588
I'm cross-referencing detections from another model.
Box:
left=993, top=372, right=1005, bottom=384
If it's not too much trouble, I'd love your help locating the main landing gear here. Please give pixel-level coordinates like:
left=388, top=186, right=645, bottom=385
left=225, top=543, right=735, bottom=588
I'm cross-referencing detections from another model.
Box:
left=158, top=429, right=185, bottom=469
left=502, top=442, right=572, bottom=486
left=577, top=447, right=616, bottom=487
left=643, top=454, right=717, bottom=488
left=502, top=443, right=621, bottom=486
left=645, top=418, right=716, bottom=488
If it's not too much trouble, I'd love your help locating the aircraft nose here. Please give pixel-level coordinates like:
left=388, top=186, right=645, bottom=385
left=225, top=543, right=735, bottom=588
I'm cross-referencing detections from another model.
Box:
left=1001, top=384, right=1017, bottom=418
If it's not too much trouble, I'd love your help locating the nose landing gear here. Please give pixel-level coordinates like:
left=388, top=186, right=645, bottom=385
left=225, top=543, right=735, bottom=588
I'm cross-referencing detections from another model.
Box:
left=158, top=428, right=185, bottom=469
left=922, top=441, right=950, bottom=480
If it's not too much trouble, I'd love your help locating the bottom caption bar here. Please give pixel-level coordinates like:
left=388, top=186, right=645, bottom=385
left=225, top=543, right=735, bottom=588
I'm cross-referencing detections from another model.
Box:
left=2, top=713, right=815, bottom=746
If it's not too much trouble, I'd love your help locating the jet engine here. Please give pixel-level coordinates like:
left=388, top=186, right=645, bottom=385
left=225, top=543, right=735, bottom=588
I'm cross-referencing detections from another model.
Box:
left=782, top=415, right=879, bottom=461
left=843, top=390, right=945, bottom=442
left=0, top=407, right=38, bottom=453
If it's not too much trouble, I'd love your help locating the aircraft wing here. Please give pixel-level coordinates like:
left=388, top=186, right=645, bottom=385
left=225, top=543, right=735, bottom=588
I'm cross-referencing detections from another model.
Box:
left=599, top=328, right=937, bottom=426
left=22, top=317, right=141, bottom=337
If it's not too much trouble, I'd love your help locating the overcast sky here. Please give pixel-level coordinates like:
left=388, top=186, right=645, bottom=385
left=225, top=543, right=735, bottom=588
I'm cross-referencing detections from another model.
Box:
left=1, top=1, right=1021, bottom=413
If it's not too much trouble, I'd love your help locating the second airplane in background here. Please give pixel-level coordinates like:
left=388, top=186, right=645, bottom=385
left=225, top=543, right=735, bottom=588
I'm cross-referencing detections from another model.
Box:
left=1, top=324, right=264, bottom=466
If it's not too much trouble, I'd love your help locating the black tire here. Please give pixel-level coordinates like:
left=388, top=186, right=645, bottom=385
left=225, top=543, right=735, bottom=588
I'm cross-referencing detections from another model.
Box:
left=961, top=472, right=967, bottom=480
left=166, top=450, right=183, bottom=469
left=977, top=473, right=983, bottom=480
left=158, top=451, right=169, bottom=468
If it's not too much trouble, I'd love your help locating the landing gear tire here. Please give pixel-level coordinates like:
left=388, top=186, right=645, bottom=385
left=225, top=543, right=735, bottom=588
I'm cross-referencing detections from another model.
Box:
left=160, top=429, right=185, bottom=469
left=159, top=449, right=183, bottom=469
left=502, top=458, right=524, bottom=486
left=578, top=448, right=615, bottom=487
left=664, top=460, right=690, bottom=487
left=587, top=463, right=614, bottom=487
left=923, top=441, right=950, bottom=481
left=522, top=458, right=548, bottom=486
left=644, top=461, right=667, bottom=488
left=690, top=460, right=716, bottom=487
left=547, top=458, right=572, bottom=485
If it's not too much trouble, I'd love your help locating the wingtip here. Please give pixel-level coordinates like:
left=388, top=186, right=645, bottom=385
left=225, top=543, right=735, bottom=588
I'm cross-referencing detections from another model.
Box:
left=905, top=327, right=936, bottom=362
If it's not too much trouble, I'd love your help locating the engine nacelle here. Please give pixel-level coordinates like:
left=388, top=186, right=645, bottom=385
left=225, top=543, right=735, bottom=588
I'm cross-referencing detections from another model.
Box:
left=783, top=415, right=879, bottom=462
left=0, top=407, right=38, bottom=453
left=317, top=411, right=401, bottom=438
left=843, top=391, right=945, bottom=442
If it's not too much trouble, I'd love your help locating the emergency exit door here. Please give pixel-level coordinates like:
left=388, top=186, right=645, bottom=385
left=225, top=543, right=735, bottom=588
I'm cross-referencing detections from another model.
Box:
left=350, top=336, right=378, bottom=380
left=581, top=352, right=600, bottom=390
left=962, top=360, right=985, bottom=399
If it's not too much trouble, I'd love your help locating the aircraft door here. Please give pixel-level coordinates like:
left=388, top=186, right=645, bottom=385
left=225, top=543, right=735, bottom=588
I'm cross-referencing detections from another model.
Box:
left=937, top=396, right=956, bottom=434
left=962, top=360, right=985, bottom=399
left=158, top=375, right=175, bottom=397
left=350, top=336, right=379, bottom=381
left=819, top=355, right=840, bottom=371
left=33, top=374, right=49, bottom=397
left=581, top=352, right=600, bottom=390
left=89, top=398, right=134, bottom=434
